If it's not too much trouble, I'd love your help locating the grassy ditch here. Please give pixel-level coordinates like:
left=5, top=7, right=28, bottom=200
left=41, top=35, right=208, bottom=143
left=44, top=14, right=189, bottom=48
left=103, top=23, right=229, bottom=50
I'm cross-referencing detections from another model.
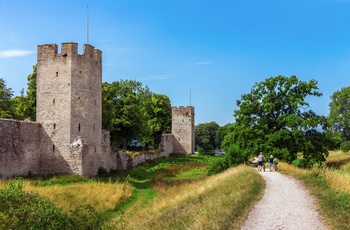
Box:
left=0, top=154, right=265, bottom=230
left=279, top=151, right=350, bottom=230
left=111, top=164, right=264, bottom=230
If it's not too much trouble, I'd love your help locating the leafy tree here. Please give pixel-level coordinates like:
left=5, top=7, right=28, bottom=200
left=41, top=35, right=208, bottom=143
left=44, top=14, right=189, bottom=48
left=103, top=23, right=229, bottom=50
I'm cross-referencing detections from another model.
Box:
left=0, top=78, right=14, bottom=118
left=195, top=122, right=220, bottom=151
left=224, top=75, right=328, bottom=166
left=11, top=66, right=37, bottom=121
left=145, top=94, right=172, bottom=148
left=215, top=123, right=234, bottom=149
left=102, top=80, right=172, bottom=150
left=102, top=80, right=146, bottom=148
left=328, top=86, right=350, bottom=141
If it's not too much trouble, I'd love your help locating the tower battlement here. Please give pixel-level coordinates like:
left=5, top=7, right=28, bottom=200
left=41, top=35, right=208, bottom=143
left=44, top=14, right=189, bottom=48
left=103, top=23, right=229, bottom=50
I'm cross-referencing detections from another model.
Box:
left=37, top=43, right=102, bottom=63
left=172, top=106, right=195, bottom=116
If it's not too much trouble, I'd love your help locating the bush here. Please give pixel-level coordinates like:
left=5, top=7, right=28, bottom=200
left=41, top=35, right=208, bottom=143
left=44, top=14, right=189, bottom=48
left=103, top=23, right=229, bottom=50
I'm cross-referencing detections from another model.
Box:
left=97, top=166, right=109, bottom=177
left=340, top=141, right=350, bottom=153
left=207, top=158, right=229, bottom=175
left=0, top=179, right=71, bottom=229
left=207, top=144, right=244, bottom=175
left=0, top=179, right=105, bottom=230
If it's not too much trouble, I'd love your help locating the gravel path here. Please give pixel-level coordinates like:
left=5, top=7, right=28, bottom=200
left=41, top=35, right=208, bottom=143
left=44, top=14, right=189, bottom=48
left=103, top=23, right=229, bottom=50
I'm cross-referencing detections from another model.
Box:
left=241, top=170, right=327, bottom=230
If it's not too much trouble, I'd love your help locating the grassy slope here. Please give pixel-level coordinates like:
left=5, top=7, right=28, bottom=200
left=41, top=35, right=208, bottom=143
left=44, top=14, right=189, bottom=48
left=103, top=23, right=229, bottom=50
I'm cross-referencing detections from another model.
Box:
left=279, top=151, right=350, bottom=230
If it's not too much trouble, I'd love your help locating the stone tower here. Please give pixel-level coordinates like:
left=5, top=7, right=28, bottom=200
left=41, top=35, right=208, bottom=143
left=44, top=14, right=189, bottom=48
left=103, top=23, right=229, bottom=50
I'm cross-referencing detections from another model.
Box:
left=171, top=106, right=195, bottom=154
left=36, top=43, right=103, bottom=176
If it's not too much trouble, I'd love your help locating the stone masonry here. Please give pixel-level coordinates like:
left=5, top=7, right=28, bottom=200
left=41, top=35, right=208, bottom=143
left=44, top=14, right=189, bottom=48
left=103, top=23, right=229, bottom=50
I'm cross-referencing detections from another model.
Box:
left=0, top=42, right=194, bottom=179
left=172, top=106, right=195, bottom=154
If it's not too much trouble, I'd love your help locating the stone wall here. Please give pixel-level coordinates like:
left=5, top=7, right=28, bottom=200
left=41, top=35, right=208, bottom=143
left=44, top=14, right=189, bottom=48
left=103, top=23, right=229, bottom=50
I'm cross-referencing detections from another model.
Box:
left=114, top=134, right=174, bottom=171
left=0, top=119, right=86, bottom=178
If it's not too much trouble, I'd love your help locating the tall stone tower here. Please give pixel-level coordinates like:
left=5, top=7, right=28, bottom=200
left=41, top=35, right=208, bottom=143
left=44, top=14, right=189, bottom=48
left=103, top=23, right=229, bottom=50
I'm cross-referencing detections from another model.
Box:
left=36, top=43, right=103, bottom=176
left=171, top=106, right=195, bottom=154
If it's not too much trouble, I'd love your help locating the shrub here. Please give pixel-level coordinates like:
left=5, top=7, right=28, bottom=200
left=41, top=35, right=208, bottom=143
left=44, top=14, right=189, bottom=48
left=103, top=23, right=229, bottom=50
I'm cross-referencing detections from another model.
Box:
left=0, top=179, right=71, bottom=229
left=340, top=141, right=350, bottom=153
left=97, top=166, right=109, bottom=177
left=0, top=179, right=105, bottom=230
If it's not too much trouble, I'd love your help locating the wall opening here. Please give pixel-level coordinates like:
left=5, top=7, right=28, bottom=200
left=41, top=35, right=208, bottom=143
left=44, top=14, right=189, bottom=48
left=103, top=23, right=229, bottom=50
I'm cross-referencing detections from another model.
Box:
left=54, top=123, right=56, bottom=129
left=78, top=124, right=81, bottom=132
left=53, top=144, right=55, bottom=153
left=53, top=98, right=55, bottom=104
left=56, top=72, right=58, bottom=77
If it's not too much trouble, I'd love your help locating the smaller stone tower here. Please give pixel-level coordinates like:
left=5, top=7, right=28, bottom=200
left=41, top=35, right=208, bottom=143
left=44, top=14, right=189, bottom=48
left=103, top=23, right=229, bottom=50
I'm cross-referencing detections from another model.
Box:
left=171, top=106, right=195, bottom=154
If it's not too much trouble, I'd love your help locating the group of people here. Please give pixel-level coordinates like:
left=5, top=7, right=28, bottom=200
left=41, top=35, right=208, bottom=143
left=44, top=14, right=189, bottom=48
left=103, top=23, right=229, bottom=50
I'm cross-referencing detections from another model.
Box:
left=257, top=151, right=278, bottom=172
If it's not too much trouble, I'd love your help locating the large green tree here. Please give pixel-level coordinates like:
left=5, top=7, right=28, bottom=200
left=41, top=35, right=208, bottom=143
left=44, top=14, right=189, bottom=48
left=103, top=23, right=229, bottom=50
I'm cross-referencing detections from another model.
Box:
left=11, top=66, right=37, bottom=120
left=102, top=80, right=171, bottom=149
left=102, top=80, right=146, bottom=148
left=215, top=123, right=234, bottom=149
left=195, top=122, right=220, bottom=151
left=0, top=78, right=13, bottom=118
left=145, top=94, right=172, bottom=149
left=224, top=75, right=328, bottom=166
left=328, top=86, right=350, bottom=141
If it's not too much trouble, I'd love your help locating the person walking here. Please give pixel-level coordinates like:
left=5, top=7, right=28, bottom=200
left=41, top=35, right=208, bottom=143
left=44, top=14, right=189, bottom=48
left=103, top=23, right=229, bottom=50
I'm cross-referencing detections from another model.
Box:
left=257, top=152, right=266, bottom=172
left=269, top=155, right=274, bottom=171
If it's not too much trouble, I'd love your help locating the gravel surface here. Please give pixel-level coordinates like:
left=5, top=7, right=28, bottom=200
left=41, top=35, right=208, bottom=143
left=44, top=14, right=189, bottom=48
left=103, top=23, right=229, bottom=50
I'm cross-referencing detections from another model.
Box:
left=241, top=169, right=327, bottom=230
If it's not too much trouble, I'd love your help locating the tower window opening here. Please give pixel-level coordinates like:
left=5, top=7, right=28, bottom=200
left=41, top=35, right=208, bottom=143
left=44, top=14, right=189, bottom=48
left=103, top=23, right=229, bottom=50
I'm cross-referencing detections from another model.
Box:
left=93, top=124, right=95, bottom=132
left=78, top=124, right=81, bottom=132
left=53, top=145, right=55, bottom=152
left=95, top=146, right=96, bottom=152
left=54, top=123, right=56, bottom=129
left=95, top=99, right=96, bottom=105
left=56, top=72, right=58, bottom=77
left=53, top=98, right=55, bottom=104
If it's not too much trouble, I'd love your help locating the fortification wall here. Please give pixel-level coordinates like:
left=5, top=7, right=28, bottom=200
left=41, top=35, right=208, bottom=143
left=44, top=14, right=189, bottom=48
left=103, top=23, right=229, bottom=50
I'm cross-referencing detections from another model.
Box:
left=114, top=134, right=174, bottom=171
left=0, top=119, right=41, bottom=178
left=0, top=119, right=78, bottom=178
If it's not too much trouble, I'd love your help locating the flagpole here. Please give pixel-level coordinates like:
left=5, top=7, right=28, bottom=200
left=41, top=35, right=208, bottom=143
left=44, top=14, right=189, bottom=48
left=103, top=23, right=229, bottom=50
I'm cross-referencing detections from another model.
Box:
left=86, top=5, right=89, bottom=44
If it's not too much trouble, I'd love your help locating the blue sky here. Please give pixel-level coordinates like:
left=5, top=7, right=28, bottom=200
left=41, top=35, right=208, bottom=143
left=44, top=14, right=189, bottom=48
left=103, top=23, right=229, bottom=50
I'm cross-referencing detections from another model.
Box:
left=1, top=0, right=350, bottom=126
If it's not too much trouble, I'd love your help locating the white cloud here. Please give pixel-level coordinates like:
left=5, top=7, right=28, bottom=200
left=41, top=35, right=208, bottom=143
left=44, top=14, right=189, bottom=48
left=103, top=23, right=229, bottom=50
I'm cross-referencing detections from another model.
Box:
left=0, top=49, right=35, bottom=58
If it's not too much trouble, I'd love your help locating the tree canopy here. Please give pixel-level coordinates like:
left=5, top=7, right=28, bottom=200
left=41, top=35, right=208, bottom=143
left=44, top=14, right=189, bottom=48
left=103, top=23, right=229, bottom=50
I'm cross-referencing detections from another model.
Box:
left=328, top=86, right=350, bottom=142
left=195, top=122, right=220, bottom=151
left=11, top=66, right=37, bottom=121
left=102, top=80, right=171, bottom=149
left=0, top=78, right=13, bottom=118
left=223, top=75, right=328, bottom=166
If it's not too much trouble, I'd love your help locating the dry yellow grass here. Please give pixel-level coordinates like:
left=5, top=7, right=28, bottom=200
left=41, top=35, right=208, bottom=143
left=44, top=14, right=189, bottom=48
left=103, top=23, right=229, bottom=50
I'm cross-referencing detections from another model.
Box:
left=323, top=169, right=350, bottom=194
left=7, top=180, right=133, bottom=213
left=279, top=162, right=310, bottom=175
left=280, top=151, right=350, bottom=195
left=323, top=150, right=350, bottom=194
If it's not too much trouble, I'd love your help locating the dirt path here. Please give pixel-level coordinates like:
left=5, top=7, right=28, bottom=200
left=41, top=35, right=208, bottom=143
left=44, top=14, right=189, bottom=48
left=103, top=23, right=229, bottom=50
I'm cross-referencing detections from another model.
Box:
left=241, top=170, right=327, bottom=230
